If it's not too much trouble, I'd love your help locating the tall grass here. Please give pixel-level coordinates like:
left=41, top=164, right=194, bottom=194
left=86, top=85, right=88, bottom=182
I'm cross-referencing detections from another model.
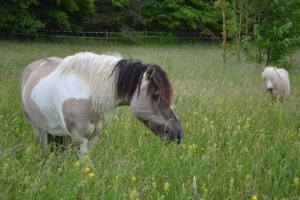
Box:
left=1, top=40, right=300, bottom=199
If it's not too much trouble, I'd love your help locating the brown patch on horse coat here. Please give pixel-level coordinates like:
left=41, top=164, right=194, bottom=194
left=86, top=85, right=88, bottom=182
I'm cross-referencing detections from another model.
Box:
left=62, top=98, right=96, bottom=147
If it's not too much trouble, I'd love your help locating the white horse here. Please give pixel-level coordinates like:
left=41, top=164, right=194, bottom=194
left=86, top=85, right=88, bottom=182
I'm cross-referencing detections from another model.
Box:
left=20, top=52, right=183, bottom=164
left=262, top=66, right=290, bottom=101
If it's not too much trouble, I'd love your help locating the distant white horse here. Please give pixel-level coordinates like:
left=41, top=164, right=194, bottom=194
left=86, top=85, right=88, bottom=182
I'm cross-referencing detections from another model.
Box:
left=262, top=66, right=290, bottom=101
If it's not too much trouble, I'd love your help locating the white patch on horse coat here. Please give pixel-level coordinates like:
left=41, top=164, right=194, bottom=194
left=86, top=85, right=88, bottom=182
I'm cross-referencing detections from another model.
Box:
left=31, top=70, right=91, bottom=136
left=59, top=52, right=121, bottom=118
left=40, top=61, right=46, bottom=66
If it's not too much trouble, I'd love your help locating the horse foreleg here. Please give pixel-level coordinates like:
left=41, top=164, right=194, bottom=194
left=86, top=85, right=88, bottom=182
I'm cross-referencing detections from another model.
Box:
left=78, top=140, right=94, bottom=167
left=88, top=134, right=100, bottom=150
left=70, top=132, right=94, bottom=168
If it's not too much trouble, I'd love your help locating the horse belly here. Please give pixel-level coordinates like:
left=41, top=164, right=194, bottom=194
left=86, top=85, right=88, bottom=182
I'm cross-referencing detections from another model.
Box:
left=36, top=106, right=68, bottom=136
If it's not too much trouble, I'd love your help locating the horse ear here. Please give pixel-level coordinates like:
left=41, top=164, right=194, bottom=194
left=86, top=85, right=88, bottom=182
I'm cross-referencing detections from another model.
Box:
left=146, top=65, right=155, bottom=79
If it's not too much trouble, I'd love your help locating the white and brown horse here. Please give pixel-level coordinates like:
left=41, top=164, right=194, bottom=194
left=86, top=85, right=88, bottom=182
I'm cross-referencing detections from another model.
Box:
left=20, top=52, right=183, bottom=163
left=262, top=66, right=290, bottom=101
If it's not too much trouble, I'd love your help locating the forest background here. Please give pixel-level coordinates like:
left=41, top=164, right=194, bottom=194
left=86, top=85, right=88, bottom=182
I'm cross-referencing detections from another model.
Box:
left=1, top=0, right=300, bottom=65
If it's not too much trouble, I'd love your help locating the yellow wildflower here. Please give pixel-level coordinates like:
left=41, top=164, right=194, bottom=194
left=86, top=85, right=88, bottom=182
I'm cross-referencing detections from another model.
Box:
left=252, top=195, right=258, bottom=200
left=84, top=155, right=90, bottom=162
left=294, top=178, right=299, bottom=186
left=152, top=182, right=157, bottom=189
left=163, top=183, right=170, bottom=191
left=89, top=173, right=95, bottom=178
left=204, top=117, right=208, bottom=123
left=83, top=167, right=91, bottom=173
left=75, top=161, right=81, bottom=167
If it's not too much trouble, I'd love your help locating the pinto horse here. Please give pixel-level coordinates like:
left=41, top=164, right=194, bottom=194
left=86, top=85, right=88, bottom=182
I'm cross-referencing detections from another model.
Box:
left=262, top=66, right=290, bottom=101
left=20, top=52, right=183, bottom=163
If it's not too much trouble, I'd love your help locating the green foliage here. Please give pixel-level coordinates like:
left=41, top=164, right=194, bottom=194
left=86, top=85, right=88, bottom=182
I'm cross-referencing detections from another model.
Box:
left=118, top=27, right=143, bottom=44
left=38, top=0, right=95, bottom=34
left=194, top=0, right=223, bottom=32
left=47, top=11, right=71, bottom=31
left=1, top=0, right=300, bottom=64
left=156, top=33, right=179, bottom=44
left=0, top=0, right=45, bottom=33
left=1, top=41, right=300, bottom=199
left=244, top=0, right=300, bottom=64
left=147, top=0, right=201, bottom=31
left=111, top=0, right=131, bottom=7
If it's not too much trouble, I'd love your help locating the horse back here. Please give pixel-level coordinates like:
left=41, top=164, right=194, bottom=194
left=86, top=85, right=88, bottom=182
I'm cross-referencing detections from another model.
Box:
left=277, top=68, right=290, bottom=95
left=277, top=68, right=289, bottom=78
left=21, top=57, right=62, bottom=88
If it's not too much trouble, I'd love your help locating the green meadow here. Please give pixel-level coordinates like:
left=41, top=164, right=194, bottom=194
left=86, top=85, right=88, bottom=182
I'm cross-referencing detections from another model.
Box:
left=1, top=40, right=300, bottom=199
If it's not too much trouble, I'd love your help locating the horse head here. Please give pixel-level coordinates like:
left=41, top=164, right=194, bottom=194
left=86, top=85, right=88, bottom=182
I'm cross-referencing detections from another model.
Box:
left=116, top=60, right=183, bottom=144
left=262, top=67, right=278, bottom=95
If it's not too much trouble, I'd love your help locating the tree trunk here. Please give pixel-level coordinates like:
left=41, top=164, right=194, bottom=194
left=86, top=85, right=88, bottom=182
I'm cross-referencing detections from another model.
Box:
left=237, top=0, right=245, bottom=64
left=222, top=0, right=227, bottom=65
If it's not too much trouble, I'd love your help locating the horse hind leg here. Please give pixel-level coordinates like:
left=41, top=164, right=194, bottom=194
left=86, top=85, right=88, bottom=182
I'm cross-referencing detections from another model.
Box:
left=33, top=126, right=50, bottom=157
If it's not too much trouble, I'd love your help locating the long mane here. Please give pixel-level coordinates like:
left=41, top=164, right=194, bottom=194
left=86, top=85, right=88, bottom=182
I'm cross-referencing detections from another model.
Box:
left=58, top=52, right=121, bottom=119
left=115, top=59, right=173, bottom=107
left=57, top=52, right=173, bottom=119
left=263, top=67, right=279, bottom=82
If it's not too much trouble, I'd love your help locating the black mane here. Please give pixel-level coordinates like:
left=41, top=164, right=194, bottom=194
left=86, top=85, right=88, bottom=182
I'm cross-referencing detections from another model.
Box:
left=115, top=58, right=173, bottom=106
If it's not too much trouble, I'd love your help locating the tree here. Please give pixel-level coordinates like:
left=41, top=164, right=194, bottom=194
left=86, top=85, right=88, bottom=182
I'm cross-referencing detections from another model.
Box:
left=219, top=0, right=300, bottom=65
left=255, top=0, right=300, bottom=64
left=145, top=0, right=201, bottom=32
left=221, top=0, right=227, bottom=65
left=111, top=0, right=153, bottom=30
left=193, top=0, right=223, bottom=41
left=0, top=0, right=45, bottom=33
left=30, top=0, right=95, bottom=34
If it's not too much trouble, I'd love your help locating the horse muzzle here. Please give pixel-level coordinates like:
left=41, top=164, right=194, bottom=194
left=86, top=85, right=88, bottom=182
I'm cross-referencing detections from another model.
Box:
left=175, top=131, right=183, bottom=144
left=165, top=128, right=183, bottom=144
left=267, top=87, right=274, bottom=93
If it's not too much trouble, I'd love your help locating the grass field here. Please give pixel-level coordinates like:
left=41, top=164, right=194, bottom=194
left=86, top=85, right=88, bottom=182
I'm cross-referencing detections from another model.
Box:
left=1, top=40, right=300, bottom=200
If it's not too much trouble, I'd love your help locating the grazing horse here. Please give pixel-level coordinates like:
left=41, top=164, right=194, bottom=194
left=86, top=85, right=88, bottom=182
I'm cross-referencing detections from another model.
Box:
left=262, top=66, right=290, bottom=101
left=20, top=52, right=183, bottom=163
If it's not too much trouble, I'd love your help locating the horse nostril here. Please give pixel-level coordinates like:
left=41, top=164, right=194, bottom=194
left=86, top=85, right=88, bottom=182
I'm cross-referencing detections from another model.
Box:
left=177, top=132, right=183, bottom=139
left=267, top=88, right=273, bottom=92
left=176, top=131, right=183, bottom=144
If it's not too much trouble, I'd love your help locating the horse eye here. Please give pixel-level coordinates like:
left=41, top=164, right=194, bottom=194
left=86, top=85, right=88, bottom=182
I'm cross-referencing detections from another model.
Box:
left=153, top=93, right=159, bottom=100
